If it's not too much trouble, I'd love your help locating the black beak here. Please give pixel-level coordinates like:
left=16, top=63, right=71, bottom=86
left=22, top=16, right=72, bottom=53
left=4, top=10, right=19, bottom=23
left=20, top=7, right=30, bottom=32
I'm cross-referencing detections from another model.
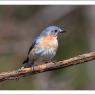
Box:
left=60, top=29, right=67, bottom=33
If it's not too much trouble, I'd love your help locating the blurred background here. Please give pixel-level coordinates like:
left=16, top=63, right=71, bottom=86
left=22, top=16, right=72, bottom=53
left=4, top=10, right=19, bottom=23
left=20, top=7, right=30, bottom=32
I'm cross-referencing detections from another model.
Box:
left=0, top=5, right=95, bottom=90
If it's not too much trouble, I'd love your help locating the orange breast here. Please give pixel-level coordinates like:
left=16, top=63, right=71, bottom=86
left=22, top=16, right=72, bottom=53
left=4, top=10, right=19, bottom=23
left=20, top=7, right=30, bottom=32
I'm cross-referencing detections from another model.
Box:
left=39, top=35, right=58, bottom=48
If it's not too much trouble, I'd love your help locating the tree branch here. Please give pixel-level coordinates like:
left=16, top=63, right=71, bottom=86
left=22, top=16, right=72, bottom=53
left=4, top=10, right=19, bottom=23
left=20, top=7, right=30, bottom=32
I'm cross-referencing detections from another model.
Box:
left=0, top=51, right=95, bottom=82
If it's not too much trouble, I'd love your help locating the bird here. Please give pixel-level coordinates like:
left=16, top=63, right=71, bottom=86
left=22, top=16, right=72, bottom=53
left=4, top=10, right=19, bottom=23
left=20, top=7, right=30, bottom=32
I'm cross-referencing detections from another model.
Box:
left=23, top=25, right=66, bottom=68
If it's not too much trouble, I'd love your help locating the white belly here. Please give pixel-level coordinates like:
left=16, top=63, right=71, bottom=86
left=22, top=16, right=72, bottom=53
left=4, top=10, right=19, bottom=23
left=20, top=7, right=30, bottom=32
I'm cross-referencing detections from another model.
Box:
left=40, top=47, right=57, bottom=59
left=33, top=47, right=57, bottom=65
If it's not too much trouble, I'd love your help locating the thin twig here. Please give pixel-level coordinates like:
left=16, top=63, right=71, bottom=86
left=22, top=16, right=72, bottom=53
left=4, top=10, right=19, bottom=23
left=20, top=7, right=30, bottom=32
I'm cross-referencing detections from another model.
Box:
left=0, top=51, right=95, bottom=82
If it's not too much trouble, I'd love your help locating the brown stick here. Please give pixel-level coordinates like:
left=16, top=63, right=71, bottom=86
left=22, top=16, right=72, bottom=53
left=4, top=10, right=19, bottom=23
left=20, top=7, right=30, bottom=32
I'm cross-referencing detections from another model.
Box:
left=0, top=51, right=95, bottom=82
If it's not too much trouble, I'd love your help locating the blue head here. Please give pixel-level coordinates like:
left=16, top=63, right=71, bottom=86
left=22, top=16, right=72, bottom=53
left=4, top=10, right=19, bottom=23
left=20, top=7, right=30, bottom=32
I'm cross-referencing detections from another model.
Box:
left=40, top=25, right=66, bottom=37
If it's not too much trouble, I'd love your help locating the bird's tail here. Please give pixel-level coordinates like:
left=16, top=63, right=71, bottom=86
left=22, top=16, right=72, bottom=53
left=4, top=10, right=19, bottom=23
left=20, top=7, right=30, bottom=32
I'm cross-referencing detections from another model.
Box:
left=23, top=57, right=29, bottom=64
left=23, top=57, right=33, bottom=68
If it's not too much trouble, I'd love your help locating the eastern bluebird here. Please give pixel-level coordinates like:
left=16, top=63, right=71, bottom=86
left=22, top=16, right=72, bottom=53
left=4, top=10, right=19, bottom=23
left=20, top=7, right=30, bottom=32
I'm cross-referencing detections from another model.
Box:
left=23, top=25, right=66, bottom=68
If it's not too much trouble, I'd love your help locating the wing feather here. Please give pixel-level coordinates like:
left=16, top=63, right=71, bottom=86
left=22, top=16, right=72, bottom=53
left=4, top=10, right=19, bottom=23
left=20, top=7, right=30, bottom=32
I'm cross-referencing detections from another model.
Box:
left=28, top=36, right=41, bottom=54
left=23, top=35, right=41, bottom=64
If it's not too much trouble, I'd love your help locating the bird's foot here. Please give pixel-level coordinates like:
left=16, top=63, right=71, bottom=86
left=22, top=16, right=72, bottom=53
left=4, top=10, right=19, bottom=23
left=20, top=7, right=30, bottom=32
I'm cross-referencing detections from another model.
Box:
left=52, top=60, right=57, bottom=65
left=32, top=65, right=35, bottom=72
left=52, top=60, right=56, bottom=63
left=45, top=60, right=52, bottom=63
left=21, top=65, right=35, bottom=72
left=45, top=61, right=49, bottom=63
left=45, top=60, right=56, bottom=64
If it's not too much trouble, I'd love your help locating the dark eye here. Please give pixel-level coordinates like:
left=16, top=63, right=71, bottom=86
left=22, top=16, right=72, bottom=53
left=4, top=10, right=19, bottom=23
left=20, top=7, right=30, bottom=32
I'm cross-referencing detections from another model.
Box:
left=54, top=30, right=57, bottom=32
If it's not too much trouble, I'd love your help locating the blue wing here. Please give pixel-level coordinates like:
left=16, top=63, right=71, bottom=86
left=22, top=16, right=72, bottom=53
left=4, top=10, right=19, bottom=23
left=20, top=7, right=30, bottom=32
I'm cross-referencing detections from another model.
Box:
left=23, top=35, right=41, bottom=64
left=28, top=35, right=41, bottom=54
